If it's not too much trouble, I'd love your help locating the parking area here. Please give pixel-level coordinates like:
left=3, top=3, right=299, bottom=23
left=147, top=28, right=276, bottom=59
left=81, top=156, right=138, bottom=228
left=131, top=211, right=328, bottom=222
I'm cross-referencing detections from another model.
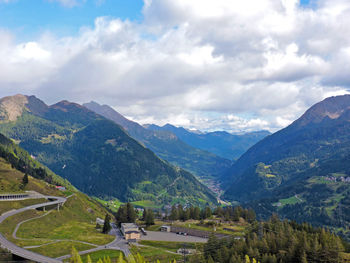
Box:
left=140, top=231, right=207, bottom=243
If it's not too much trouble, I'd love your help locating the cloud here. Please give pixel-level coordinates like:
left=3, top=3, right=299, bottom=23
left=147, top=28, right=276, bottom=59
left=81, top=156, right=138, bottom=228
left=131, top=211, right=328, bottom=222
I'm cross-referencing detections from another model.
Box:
left=1, top=0, right=350, bottom=132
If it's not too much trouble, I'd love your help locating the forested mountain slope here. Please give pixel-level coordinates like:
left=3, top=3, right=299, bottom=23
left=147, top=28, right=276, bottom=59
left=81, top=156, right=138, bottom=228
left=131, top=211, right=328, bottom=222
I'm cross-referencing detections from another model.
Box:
left=0, top=95, right=216, bottom=206
left=223, top=95, right=350, bottom=238
left=84, top=101, right=232, bottom=180
left=145, top=123, right=270, bottom=160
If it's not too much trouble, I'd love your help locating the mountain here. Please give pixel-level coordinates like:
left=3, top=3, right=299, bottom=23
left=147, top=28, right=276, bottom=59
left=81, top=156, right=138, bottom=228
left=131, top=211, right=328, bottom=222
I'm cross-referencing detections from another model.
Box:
left=223, top=95, right=350, bottom=238
left=0, top=95, right=216, bottom=207
left=84, top=101, right=232, bottom=180
left=0, top=131, right=117, bottom=259
left=145, top=123, right=270, bottom=160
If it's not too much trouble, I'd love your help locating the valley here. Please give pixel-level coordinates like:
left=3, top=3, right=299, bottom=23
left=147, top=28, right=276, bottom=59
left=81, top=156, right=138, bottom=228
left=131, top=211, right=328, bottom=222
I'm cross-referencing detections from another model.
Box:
left=1, top=94, right=350, bottom=262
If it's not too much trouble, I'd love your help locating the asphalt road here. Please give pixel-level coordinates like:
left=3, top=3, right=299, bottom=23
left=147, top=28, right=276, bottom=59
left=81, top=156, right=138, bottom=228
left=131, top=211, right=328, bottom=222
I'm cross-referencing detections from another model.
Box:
left=0, top=195, right=66, bottom=263
left=141, top=231, right=208, bottom=243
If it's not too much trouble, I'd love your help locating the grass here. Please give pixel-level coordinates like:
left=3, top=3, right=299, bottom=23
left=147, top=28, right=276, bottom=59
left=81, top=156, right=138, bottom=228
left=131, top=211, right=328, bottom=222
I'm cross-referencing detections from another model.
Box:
left=0, top=209, right=44, bottom=244
left=0, top=198, right=47, bottom=215
left=131, top=244, right=182, bottom=263
left=16, top=194, right=115, bottom=245
left=29, top=241, right=94, bottom=258
left=0, top=157, right=64, bottom=196
left=145, top=224, right=161, bottom=231
left=172, top=221, right=246, bottom=236
left=0, top=153, right=115, bottom=258
left=95, top=197, right=124, bottom=213
left=131, top=200, right=162, bottom=209
left=277, top=195, right=304, bottom=207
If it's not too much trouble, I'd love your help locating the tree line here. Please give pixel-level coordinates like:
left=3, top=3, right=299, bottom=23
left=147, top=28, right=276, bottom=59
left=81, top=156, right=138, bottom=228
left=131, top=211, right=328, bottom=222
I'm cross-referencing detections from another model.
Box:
left=189, top=214, right=348, bottom=263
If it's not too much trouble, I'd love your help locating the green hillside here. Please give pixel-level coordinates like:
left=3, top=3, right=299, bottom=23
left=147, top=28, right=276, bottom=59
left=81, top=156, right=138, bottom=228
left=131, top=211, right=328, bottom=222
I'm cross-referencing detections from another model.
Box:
left=0, top=95, right=216, bottom=207
left=84, top=101, right=232, bottom=180
left=223, top=95, right=350, bottom=239
left=0, top=132, right=115, bottom=259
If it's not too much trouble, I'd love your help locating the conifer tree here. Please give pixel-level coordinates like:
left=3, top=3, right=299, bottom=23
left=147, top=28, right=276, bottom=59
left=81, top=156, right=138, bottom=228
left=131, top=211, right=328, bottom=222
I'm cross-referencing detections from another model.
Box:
left=207, top=256, right=215, bottom=263
left=22, top=173, right=28, bottom=185
left=69, top=247, right=82, bottom=263
left=145, top=209, right=155, bottom=226
left=102, top=214, right=111, bottom=234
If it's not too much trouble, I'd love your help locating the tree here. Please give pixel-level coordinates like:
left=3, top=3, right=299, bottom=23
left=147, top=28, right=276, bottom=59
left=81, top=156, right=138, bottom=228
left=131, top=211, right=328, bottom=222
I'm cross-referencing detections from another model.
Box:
left=117, top=253, right=126, bottom=263
left=69, top=247, right=82, bottom=263
left=142, top=209, right=147, bottom=221
left=87, top=255, right=92, bottom=263
left=145, top=209, right=155, bottom=226
left=170, top=205, right=179, bottom=221
left=207, top=256, right=215, bottom=263
left=22, top=173, right=28, bottom=185
left=193, top=207, right=200, bottom=220
left=102, top=214, right=111, bottom=234
left=204, top=206, right=212, bottom=219
left=126, top=202, right=137, bottom=223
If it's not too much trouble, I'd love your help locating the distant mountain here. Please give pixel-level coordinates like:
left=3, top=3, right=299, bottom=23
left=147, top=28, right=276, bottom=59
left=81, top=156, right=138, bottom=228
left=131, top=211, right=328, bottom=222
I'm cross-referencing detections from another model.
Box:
left=0, top=95, right=216, bottom=207
left=145, top=123, right=270, bottom=160
left=84, top=101, right=232, bottom=179
left=223, top=95, right=350, bottom=238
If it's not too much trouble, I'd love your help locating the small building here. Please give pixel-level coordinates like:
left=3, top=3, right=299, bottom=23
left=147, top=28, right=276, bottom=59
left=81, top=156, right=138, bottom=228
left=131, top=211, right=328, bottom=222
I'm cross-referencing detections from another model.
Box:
left=161, top=225, right=171, bottom=232
left=96, top=217, right=105, bottom=226
left=121, top=223, right=140, bottom=242
left=55, top=186, right=66, bottom=191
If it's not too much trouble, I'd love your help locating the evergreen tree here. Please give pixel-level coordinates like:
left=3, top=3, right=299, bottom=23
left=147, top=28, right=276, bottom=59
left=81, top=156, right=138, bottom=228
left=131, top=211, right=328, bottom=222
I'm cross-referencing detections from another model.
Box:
left=102, top=214, right=111, bottom=234
left=22, top=173, right=28, bottom=186
left=170, top=205, right=179, bottom=221
left=69, top=247, right=82, bottom=263
left=193, top=207, right=200, bottom=220
left=207, top=256, right=215, bottom=263
left=145, top=209, right=155, bottom=226
left=126, top=202, right=137, bottom=223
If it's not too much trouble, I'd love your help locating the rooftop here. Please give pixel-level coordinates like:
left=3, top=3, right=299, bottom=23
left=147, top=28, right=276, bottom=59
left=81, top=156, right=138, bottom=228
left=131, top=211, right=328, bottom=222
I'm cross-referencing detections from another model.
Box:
left=121, top=223, right=138, bottom=229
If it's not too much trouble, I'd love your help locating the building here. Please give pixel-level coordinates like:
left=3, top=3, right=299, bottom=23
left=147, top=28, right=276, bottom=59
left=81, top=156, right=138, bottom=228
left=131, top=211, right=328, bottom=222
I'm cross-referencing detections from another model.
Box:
left=55, top=186, right=66, bottom=191
left=121, top=223, right=141, bottom=242
left=96, top=217, right=105, bottom=226
left=160, top=225, right=171, bottom=232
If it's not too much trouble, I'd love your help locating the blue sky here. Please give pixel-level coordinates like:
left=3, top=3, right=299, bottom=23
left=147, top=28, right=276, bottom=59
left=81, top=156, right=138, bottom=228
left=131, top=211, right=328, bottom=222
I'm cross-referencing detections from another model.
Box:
left=0, top=0, right=314, bottom=41
left=0, top=0, right=143, bottom=40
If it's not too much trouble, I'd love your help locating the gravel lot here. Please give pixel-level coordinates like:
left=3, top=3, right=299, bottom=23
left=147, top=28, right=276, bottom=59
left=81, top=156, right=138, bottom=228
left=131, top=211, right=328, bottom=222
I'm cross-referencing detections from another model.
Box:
left=140, top=231, right=207, bottom=243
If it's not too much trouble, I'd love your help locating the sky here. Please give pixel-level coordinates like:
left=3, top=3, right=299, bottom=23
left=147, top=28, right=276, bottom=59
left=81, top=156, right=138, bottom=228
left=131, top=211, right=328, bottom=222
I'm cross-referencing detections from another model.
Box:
left=0, top=0, right=349, bottom=133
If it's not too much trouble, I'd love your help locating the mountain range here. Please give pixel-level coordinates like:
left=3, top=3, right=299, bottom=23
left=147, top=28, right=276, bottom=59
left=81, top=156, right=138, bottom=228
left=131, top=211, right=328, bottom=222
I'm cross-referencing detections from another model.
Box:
left=0, top=95, right=216, bottom=207
left=144, top=123, right=270, bottom=160
left=223, top=95, right=350, bottom=238
left=83, top=101, right=232, bottom=180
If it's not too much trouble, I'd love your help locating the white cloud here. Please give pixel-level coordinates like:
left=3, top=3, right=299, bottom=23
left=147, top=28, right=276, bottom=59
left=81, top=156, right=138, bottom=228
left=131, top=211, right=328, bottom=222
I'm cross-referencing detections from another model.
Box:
left=1, top=0, right=350, bottom=132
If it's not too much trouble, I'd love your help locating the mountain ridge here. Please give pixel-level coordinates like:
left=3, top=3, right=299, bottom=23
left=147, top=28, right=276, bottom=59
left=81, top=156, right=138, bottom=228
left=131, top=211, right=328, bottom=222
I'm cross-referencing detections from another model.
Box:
left=145, top=122, right=270, bottom=160
left=0, top=95, right=217, bottom=207
left=84, top=101, right=232, bottom=180
left=222, top=95, right=350, bottom=238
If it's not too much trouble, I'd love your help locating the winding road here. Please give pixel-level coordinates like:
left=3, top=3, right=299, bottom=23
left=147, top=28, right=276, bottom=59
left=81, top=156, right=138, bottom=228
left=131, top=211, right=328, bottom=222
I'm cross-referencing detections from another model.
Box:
left=0, top=195, right=66, bottom=263
left=0, top=195, right=131, bottom=262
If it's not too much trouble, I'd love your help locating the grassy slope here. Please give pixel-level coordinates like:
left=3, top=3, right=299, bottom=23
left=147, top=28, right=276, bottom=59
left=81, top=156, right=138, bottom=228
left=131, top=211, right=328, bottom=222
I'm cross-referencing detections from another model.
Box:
left=131, top=245, right=182, bottom=263
left=0, top=155, right=114, bottom=258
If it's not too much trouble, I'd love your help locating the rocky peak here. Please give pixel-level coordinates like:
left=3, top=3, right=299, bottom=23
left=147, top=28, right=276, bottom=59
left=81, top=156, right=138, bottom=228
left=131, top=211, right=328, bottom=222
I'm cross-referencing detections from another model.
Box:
left=294, top=95, right=350, bottom=127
